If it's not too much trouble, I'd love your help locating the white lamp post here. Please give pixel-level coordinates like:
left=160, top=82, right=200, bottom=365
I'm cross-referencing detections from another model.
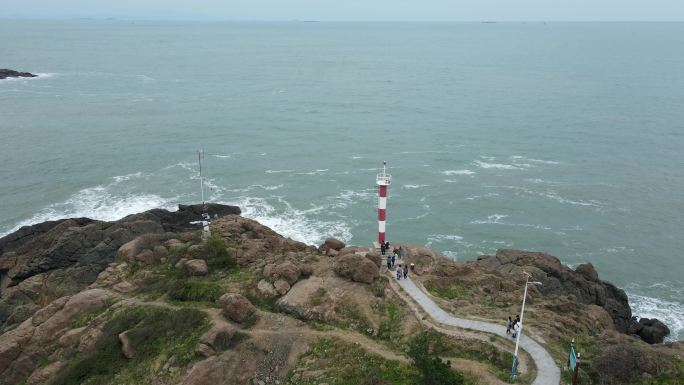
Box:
left=511, top=272, right=542, bottom=380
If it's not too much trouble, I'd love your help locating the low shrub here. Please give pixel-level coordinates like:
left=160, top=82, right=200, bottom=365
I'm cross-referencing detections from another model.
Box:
left=48, top=306, right=208, bottom=385
left=204, top=237, right=237, bottom=270
left=408, top=332, right=465, bottom=385
left=167, top=280, right=223, bottom=303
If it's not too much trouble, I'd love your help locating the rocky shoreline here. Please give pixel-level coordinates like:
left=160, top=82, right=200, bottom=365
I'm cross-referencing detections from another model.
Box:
left=0, top=204, right=681, bottom=385
left=0, top=69, right=37, bottom=80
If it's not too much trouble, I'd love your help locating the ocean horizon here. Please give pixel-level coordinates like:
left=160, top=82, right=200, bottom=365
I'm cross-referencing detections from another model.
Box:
left=1, top=20, right=683, bottom=340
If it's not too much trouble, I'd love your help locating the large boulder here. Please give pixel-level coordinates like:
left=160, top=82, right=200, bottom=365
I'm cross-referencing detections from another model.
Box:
left=365, top=252, right=382, bottom=268
left=273, top=261, right=300, bottom=285
left=320, top=237, right=345, bottom=252
left=628, top=318, right=670, bottom=344
left=334, top=254, right=378, bottom=284
left=257, top=279, right=278, bottom=298
left=118, top=331, right=135, bottom=359
left=217, top=293, right=256, bottom=323
left=200, top=320, right=237, bottom=352
left=184, top=259, right=208, bottom=276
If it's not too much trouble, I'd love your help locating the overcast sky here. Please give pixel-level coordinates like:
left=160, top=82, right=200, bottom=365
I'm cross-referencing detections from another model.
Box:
left=3, top=0, right=684, bottom=21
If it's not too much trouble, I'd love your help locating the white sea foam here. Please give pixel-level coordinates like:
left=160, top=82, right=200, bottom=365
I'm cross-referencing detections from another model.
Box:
left=225, top=196, right=352, bottom=246
left=1, top=186, right=176, bottom=237
left=330, top=189, right=375, bottom=209
left=441, top=250, right=459, bottom=260
left=628, top=292, right=684, bottom=341
left=297, top=169, right=329, bottom=176
left=471, top=214, right=508, bottom=224
left=0, top=73, right=55, bottom=83
left=401, top=184, right=429, bottom=189
left=427, top=234, right=464, bottom=242
left=465, top=192, right=500, bottom=200
left=265, top=169, right=294, bottom=174
left=511, top=155, right=561, bottom=165
left=351, top=156, right=364, bottom=160
left=473, top=160, right=522, bottom=170
left=213, top=154, right=231, bottom=159
left=111, top=172, right=145, bottom=183
left=442, top=169, right=476, bottom=176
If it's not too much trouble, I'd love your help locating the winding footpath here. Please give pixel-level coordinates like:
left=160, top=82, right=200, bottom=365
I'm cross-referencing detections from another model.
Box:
left=394, top=275, right=561, bottom=385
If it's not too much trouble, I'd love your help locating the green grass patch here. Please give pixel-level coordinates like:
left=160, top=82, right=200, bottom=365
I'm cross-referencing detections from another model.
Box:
left=244, top=291, right=279, bottom=312
left=48, top=306, right=209, bottom=385
left=409, top=332, right=467, bottom=385
left=204, top=237, right=237, bottom=270
left=417, top=330, right=514, bottom=383
left=639, top=357, right=684, bottom=385
left=334, top=300, right=373, bottom=334
left=70, top=299, right=114, bottom=328
left=167, top=280, right=223, bottom=303
left=376, top=301, right=405, bottom=343
left=424, top=281, right=469, bottom=300
left=286, top=337, right=417, bottom=385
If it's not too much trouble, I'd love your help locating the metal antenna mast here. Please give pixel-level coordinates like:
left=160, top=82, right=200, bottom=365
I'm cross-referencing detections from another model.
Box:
left=198, top=149, right=205, bottom=207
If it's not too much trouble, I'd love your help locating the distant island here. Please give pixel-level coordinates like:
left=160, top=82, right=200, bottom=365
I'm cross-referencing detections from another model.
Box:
left=0, top=69, right=37, bottom=80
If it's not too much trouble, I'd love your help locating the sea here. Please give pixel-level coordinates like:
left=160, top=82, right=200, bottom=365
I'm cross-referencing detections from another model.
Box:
left=1, top=20, right=683, bottom=340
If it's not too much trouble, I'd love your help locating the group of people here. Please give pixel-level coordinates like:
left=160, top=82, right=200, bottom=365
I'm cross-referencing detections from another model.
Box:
left=381, top=241, right=409, bottom=280
left=506, top=315, right=521, bottom=338
left=395, top=264, right=409, bottom=280
left=379, top=240, right=391, bottom=255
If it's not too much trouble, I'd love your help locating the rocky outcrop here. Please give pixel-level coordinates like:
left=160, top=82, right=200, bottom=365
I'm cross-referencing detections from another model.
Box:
left=333, top=254, right=378, bottom=284
left=319, top=237, right=345, bottom=253
left=118, top=331, right=135, bottom=358
left=0, top=69, right=37, bottom=80
left=184, top=259, right=209, bottom=276
left=474, top=249, right=632, bottom=333
left=217, top=293, right=256, bottom=323
left=0, top=204, right=239, bottom=331
left=0, top=289, right=111, bottom=383
left=628, top=318, right=671, bottom=344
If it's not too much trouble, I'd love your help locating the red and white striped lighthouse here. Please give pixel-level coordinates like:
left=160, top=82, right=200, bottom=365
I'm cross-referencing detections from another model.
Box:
left=376, top=161, right=391, bottom=244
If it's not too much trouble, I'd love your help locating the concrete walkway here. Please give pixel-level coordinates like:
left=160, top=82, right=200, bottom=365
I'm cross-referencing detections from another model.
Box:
left=393, top=274, right=561, bottom=385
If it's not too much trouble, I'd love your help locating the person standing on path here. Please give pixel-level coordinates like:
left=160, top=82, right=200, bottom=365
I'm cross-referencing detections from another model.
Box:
left=512, top=319, right=521, bottom=338
left=391, top=252, right=396, bottom=267
left=507, top=316, right=513, bottom=335
left=396, top=265, right=402, bottom=280
left=403, top=265, right=408, bottom=279
left=380, top=242, right=386, bottom=255
left=386, top=255, right=392, bottom=269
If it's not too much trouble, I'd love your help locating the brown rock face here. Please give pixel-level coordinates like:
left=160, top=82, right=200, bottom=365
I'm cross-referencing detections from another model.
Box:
left=200, top=321, right=237, bottom=352
left=333, top=254, right=378, bottom=284
left=475, top=249, right=632, bottom=332
left=184, top=259, right=209, bottom=276
left=118, top=331, right=135, bottom=359
left=257, top=279, right=278, bottom=298
left=365, top=252, right=382, bottom=268
left=217, top=293, right=256, bottom=323
left=0, top=203, right=240, bottom=331
left=322, top=237, right=345, bottom=252
left=273, top=262, right=300, bottom=285
left=274, top=279, right=291, bottom=295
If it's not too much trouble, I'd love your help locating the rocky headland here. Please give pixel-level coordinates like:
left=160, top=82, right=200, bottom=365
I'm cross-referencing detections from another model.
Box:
left=0, top=204, right=682, bottom=385
left=0, top=69, right=37, bottom=80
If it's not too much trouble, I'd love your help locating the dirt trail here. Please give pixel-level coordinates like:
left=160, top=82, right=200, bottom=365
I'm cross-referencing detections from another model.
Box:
left=119, top=295, right=408, bottom=363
